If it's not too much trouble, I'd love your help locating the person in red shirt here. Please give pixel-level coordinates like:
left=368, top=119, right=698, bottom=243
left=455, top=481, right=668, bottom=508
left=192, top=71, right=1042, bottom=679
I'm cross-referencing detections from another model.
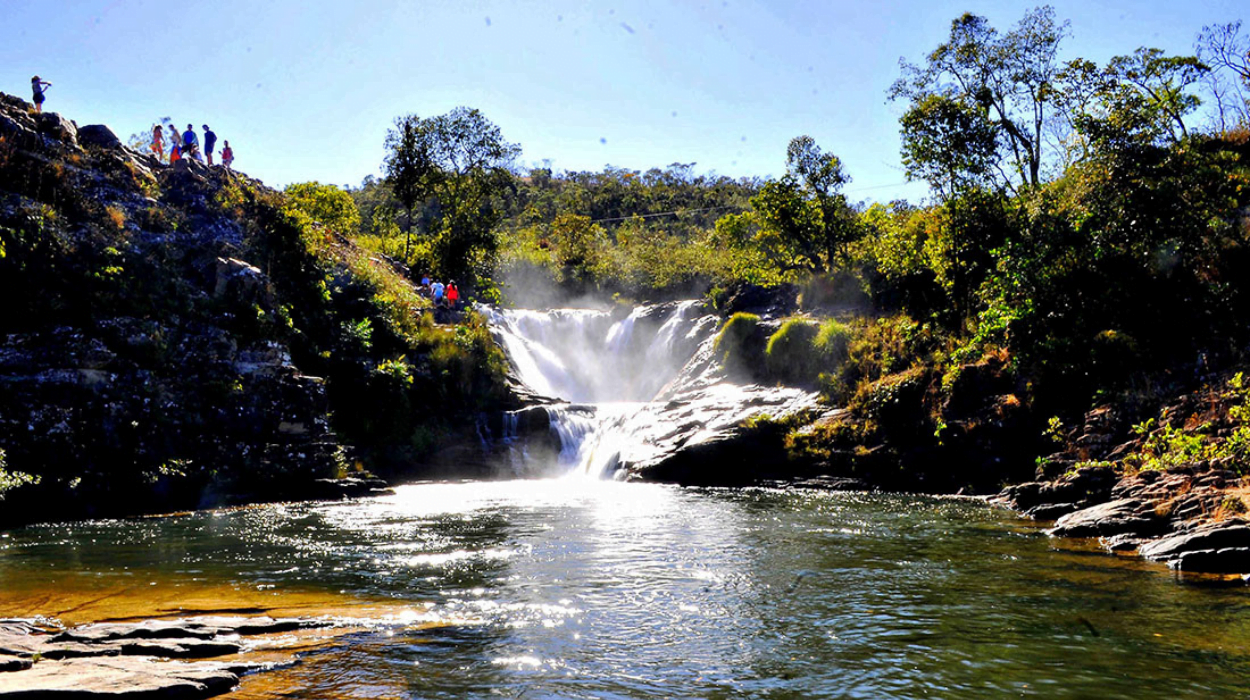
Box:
left=446, top=281, right=459, bottom=309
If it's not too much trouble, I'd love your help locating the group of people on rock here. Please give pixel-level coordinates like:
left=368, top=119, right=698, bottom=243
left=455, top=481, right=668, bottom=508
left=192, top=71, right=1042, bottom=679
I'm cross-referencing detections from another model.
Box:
left=418, top=274, right=460, bottom=309
left=28, top=75, right=237, bottom=171
left=151, top=123, right=233, bottom=169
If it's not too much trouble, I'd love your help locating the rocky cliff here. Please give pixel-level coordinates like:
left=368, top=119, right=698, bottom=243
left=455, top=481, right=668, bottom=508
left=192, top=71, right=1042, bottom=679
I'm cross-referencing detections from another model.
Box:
left=0, top=93, right=500, bottom=526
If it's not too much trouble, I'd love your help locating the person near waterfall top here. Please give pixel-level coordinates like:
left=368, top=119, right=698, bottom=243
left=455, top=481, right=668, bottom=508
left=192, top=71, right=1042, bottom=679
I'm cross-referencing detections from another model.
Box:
left=168, top=124, right=182, bottom=162
left=183, top=124, right=200, bottom=161
left=31, top=76, right=51, bottom=113
left=203, top=125, right=217, bottom=165
left=151, top=124, right=165, bottom=162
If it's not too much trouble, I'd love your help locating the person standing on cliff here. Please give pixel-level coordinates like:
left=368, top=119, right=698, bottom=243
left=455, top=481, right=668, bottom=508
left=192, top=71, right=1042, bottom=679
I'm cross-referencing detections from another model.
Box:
left=202, top=124, right=217, bottom=166
left=151, top=124, right=165, bottom=162
left=30, top=76, right=51, bottom=113
left=221, top=141, right=234, bottom=170
left=183, top=124, right=200, bottom=161
left=168, top=124, right=182, bottom=162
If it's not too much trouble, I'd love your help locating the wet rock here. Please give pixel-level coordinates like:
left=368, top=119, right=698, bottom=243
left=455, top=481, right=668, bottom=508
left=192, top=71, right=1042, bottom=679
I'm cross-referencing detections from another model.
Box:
left=1049, top=498, right=1169, bottom=538
left=996, top=464, right=1119, bottom=519
left=78, top=124, right=122, bottom=149
left=1138, top=520, right=1250, bottom=568
left=189, top=615, right=326, bottom=636
left=55, top=619, right=220, bottom=644
left=0, top=657, right=238, bottom=699
left=1172, top=547, right=1250, bottom=574
left=119, top=639, right=242, bottom=659
left=0, top=655, right=32, bottom=672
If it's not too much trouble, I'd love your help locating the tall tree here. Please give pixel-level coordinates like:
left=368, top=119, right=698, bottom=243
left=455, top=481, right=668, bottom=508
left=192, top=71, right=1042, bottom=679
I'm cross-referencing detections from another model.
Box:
left=381, top=107, right=521, bottom=281
left=890, top=7, right=1069, bottom=194
left=1197, top=21, right=1250, bottom=129
left=715, top=136, right=860, bottom=276
left=382, top=115, right=435, bottom=261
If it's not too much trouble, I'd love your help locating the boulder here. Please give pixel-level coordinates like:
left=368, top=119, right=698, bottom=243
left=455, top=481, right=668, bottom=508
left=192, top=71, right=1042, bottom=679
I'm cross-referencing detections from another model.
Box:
left=77, top=124, right=122, bottom=149
left=1139, top=520, right=1250, bottom=565
left=1049, top=498, right=1170, bottom=538
left=34, top=111, right=78, bottom=147
left=1173, top=547, right=1250, bottom=574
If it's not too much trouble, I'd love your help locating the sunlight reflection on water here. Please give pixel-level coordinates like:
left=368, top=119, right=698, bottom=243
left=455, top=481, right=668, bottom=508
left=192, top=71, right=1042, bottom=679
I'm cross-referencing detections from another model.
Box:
left=4, top=481, right=1250, bottom=699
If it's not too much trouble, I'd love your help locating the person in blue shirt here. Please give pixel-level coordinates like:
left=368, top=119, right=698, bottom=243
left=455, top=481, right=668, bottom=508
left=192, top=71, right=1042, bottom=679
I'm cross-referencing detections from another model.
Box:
left=202, top=125, right=217, bottom=166
left=183, top=124, right=201, bottom=161
left=431, top=280, right=446, bottom=306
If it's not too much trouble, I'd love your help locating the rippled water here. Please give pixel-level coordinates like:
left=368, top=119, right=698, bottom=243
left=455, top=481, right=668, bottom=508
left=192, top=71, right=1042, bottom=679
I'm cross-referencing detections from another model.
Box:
left=3, top=480, right=1249, bottom=698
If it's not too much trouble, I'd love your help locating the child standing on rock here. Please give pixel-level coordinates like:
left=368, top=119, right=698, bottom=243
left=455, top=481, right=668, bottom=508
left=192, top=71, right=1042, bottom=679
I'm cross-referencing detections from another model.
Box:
left=221, top=141, right=234, bottom=170
left=30, top=76, right=51, bottom=113
left=152, top=124, right=165, bottom=162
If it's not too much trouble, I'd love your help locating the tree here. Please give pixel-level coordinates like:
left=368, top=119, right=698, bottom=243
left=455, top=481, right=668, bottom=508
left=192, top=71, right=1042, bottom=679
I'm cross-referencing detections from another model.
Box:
left=284, top=182, right=361, bottom=235
left=1055, top=49, right=1207, bottom=155
left=1197, top=21, right=1250, bottom=129
left=898, top=94, right=999, bottom=196
left=890, top=7, right=1069, bottom=194
left=715, top=136, right=861, bottom=277
left=382, top=115, right=435, bottom=261
left=381, top=107, right=520, bottom=282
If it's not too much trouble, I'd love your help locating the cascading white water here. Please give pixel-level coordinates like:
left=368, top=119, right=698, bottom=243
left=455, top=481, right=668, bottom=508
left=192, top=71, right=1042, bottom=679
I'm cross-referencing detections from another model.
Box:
left=482, top=301, right=719, bottom=477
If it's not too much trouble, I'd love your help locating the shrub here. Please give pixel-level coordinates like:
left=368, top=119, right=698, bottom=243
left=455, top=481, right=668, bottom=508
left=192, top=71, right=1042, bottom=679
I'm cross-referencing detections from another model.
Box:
left=765, top=318, right=820, bottom=384
left=714, top=312, right=762, bottom=378
left=813, top=319, right=852, bottom=367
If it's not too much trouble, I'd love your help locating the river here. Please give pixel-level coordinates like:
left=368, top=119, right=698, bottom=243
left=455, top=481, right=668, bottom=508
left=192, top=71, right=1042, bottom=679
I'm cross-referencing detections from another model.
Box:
left=3, top=303, right=1248, bottom=697
left=2, top=480, right=1249, bottom=698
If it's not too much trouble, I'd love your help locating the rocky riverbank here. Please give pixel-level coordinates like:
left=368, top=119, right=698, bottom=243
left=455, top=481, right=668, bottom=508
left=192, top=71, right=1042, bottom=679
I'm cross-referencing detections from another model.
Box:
left=0, top=615, right=359, bottom=698
left=996, top=377, right=1250, bottom=578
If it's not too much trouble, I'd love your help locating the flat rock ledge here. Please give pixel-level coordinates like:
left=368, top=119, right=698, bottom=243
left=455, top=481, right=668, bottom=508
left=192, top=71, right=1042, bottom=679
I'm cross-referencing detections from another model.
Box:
left=995, top=461, right=1250, bottom=577
left=0, top=615, right=330, bottom=699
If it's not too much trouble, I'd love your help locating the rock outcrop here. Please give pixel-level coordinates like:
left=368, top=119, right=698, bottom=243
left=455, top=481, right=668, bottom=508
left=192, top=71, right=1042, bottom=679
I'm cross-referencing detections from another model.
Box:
left=0, top=92, right=404, bottom=526
left=0, top=615, right=340, bottom=699
left=995, top=378, right=1250, bottom=577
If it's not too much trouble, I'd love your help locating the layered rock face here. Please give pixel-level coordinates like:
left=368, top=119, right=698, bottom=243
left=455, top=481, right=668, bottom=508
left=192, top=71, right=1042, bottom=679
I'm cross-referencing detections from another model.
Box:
left=0, top=93, right=356, bottom=524
left=997, top=392, right=1250, bottom=576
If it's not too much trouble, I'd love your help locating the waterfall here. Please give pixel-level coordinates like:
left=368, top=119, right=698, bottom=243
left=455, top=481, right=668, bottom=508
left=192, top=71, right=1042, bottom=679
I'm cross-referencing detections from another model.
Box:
left=485, top=301, right=719, bottom=477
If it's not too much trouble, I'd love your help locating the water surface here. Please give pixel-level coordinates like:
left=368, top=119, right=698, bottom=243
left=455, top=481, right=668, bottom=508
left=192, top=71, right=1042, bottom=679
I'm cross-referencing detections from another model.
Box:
left=2, top=480, right=1248, bottom=699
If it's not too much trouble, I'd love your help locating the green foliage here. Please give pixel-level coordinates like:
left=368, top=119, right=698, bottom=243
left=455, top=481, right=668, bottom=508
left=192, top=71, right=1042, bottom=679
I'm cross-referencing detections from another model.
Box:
left=284, top=182, right=362, bottom=235
left=0, top=461, right=40, bottom=502
left=714, top=312, right=762, bottom=376
left=813, top=319, right=852, bottom=367
left=765, top=319, right=821, bottom=384
left=1125, top=419, right=1209, bottom=471
left=382, top=107, right=521, bottom=282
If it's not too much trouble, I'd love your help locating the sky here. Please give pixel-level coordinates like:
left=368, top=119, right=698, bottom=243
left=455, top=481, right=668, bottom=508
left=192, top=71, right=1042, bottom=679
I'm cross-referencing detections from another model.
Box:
left=1, top=0, right=1245, bottom=204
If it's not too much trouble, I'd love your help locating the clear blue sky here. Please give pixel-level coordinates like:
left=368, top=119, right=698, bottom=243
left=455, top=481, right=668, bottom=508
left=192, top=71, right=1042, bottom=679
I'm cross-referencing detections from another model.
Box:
left=2, top=0, right=1244, bottom=204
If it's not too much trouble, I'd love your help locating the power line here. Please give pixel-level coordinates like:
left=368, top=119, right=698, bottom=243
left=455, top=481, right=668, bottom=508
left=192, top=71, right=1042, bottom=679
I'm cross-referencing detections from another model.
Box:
left=587, top=205, right=741, bottom=223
